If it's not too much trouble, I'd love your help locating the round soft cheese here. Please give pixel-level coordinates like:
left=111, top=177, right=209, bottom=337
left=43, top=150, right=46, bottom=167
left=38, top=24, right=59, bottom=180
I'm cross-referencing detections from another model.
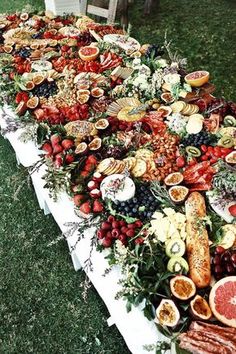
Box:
left=100, top=174, right=135, bottom=202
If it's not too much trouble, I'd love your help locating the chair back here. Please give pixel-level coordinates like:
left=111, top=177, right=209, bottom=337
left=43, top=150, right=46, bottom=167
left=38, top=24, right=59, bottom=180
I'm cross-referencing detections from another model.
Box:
left=79, top=0, right=118, bottom=23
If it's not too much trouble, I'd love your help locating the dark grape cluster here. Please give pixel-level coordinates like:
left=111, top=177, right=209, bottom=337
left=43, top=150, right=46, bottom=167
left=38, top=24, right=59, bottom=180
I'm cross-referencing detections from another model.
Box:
left=17, top=48, right=31, bottom=58
left=77, top=32, right=93, bottom=46
left=0, top=31, right=4, bottom=44
left=212, top=246, right=236, bottom=280
left=113, top=184, right=159, bottom=220
left=145, top=44, right=164, bottom=58
left=181, top=131, right=217, bottom=148
left=207, top=98, right=229, bottom=117
left=101, top=145, right=127, bottom=159
left=228, top=101, right=236, bottom=116
left=32, top=81, right=58, bottom=98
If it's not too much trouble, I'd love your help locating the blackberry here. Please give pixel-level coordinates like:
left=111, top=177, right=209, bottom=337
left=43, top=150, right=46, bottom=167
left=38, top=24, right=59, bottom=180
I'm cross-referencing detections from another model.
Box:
left=112, top=183, right=159, bottom=221
left=181, top=131, right=217, bottom=148
left=17, top=48, right=31, bottom=58
left=32, top=81, right=58, bottom=98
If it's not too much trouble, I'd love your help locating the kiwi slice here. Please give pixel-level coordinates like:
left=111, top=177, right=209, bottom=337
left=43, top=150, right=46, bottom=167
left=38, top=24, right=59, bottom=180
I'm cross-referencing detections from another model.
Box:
left=218, top=135, right=234, bottom=148
left=186, top=146, right=201, bottom=157
left=167, top=256, right=189, bottom=273
left=224, top=116, right=236, bottom=127
left=166, top=238, right=186, bottom=258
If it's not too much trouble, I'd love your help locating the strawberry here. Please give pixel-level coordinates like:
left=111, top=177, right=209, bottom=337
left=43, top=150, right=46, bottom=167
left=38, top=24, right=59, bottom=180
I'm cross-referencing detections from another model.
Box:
left=65, top=154, right=74, bottom=164
left=41, top=142, right=53, bottom=155
left=228, top=204, right=236, bottom=217
left=86, top=155, right=97, bottom=165
left=79, top=201, right=91, bottom=214
left=61, top=139, right=74, bottom=150
left=54, top=154, right=63, bottom=168
left=93, top=200, right=104, bottom=213
left=73, top=194, right=85, bottom=206
left=21, top=92, right=29, bottom=102
left=87, top=181, right=98, bottom=190
left=176, top=156, right=186, bottom=168
left=84, top=163, right=95, bottom=172
left=53, top=143, right=63, bottom=155
left=80, top=170, right=90, bottom=178
left=92, top=172, right=103, bottom=182
left=50, top=134, right=61, bottom=146
left=15, top=92, right=23, bottom=104
left=90, top=189, right=101, bottom=198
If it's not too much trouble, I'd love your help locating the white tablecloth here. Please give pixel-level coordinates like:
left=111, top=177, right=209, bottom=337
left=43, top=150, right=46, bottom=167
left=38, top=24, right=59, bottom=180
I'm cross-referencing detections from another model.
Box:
left=0, top=106, right=173, bottom=354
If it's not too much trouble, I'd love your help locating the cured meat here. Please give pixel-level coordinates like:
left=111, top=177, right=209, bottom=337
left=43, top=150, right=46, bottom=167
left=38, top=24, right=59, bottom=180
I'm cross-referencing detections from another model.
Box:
left=185, top=192, right=211, bottom=288
left=179, top=333, right=228, bottom=354
left=190, top=321, right=236, bottom=342
left=179, top=322, right=236, bottom=354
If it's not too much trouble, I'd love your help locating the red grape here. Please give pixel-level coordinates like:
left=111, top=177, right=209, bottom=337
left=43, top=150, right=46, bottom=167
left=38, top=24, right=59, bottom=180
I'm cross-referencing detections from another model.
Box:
left=212, top=255, right=221, bottom=265
left=215, top=246, right=225, bottom=255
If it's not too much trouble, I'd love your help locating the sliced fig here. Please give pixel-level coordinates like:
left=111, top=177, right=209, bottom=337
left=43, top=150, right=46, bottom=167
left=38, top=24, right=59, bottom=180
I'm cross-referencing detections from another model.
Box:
left=155, top=299, right=180, bottom=327
left=168, top=186, right=189, bottom=203
left=20, top=12, right=29, bottom=21
left=95, top=119, right=109, bottom=130
left=164, top=172, right=184, bottom=186
left=161, top=92, right=175, bottom=104
left=88, top=137, right=102, bottom=151
left=91, top=87, right=104, bottom=98
left=190, top=294, right=212, bottom=320
left=157, top=105, right=172, bottom=117
left=26, top=96, right=39, bottom=109
left=25, top=81, right=35, bottom=90
left=170, top=275, right=196, bottom=300
left=75, top=142, right=88, bottom=155
left=225, top=151, right=236, bottom=164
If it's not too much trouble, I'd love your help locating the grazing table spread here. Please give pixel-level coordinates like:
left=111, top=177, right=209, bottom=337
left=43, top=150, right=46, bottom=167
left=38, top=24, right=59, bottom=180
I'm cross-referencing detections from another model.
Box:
left=0, top=10, right=236, bottom=354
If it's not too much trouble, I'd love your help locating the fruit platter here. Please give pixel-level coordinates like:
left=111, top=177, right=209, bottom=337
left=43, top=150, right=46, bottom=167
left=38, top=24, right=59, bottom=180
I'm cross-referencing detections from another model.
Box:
left=0, top=10, right=236, bottom=354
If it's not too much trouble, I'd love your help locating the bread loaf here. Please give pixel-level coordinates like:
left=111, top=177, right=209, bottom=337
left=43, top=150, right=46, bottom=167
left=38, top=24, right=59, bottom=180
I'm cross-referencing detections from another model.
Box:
left=185, top=192, right=211, bottom=288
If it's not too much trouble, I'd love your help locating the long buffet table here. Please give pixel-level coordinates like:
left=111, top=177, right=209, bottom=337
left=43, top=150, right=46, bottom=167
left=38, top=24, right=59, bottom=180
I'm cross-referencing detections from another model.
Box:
left=0, top=105, right=174, bottom=354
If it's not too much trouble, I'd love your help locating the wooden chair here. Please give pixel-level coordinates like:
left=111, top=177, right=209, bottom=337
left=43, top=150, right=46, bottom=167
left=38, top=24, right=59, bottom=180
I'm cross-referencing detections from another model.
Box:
left=79, top=0, right=118, bottom=24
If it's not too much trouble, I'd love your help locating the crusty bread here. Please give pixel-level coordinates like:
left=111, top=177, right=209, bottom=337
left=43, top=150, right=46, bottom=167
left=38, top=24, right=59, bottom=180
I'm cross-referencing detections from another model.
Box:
left=185, top=192, right=211, bottom=288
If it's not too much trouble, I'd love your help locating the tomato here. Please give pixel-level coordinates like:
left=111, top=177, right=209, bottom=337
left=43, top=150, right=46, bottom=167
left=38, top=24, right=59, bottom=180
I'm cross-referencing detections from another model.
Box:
left=207, top=146, right=214, bottom=154
left=201, top=154, right=208, bottom=161
left=228, top=204, right=236, bottom=217
left=188, top=157, right=197, bottom=166
left=176, top=156, right=186, bottom=168
left=200, top=144, right=208, bottom=153
left=210, top=157, right=218, bottom=164
left=220, top=147, right=232, bottom=155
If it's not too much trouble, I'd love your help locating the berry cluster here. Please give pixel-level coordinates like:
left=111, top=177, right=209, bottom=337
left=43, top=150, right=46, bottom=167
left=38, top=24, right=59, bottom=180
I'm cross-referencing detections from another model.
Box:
left=181, top=131, right=217, bottom=148
left=97, top=215, right=143, bottom=248
left=17, top=48, right=31, bottom=58
left=32, top=81, right=58, bottom=98
left=212, top=246, right=236, bottom=280
left=113, top=184, right=159, bottom=220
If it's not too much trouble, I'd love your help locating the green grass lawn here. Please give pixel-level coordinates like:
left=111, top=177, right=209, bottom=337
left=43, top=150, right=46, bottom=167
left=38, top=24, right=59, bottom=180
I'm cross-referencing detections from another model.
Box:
left=0, top=1, right=236, bottom=353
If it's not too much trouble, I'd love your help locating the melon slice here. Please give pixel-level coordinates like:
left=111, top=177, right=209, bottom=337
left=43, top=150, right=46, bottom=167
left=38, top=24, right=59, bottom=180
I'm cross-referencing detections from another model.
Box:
left=209, top=276, right=236, bottom=328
